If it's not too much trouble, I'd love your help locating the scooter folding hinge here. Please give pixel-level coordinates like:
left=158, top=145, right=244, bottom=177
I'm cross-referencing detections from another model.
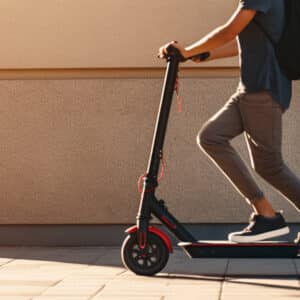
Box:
left=136, top=215, right=152, bottom=222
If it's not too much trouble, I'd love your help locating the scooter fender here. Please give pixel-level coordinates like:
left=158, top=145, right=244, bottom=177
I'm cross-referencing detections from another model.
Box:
left=125, top=225, right=173, bottom=253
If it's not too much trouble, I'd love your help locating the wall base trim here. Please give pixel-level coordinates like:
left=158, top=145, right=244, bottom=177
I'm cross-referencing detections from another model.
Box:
left=0, top=224, right=298, bottom=246
left=0, top=67, right=239, bottom=80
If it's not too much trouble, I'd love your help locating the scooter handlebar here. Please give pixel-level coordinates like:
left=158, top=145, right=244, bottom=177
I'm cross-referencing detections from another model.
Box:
left=159, top=44, right=209, bottom=63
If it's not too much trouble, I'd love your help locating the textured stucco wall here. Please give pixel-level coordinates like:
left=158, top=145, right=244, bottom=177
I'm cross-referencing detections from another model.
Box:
left=0, top=78, right=299, bottom=224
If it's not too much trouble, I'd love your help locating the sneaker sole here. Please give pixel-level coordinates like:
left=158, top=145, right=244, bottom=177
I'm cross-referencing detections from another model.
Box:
left=228, top=226, right=290, bottom=243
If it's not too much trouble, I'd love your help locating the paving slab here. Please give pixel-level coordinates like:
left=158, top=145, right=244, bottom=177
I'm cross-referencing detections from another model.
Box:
left=0, top=297, right=31, bottom=300
left=293, top=258, right=300, bottom=275
left=0, top=284, right=47, bottom=296
left=221, top=295, right=300, bottom=300
left=93, top=248, right=123, bottom=266
left=20, top=247, right=105, bottom=265
left=226, top=258, right=297, bottom=276
left=223, top=277, right=299, bottom=291
left=32, top=297, right=88, bottom=300
left=0, top=247, right=298, bottom=300
left=163, top=297, right=218, bottom=300
left=97, top=271, right=221, bottom=299
left=41, top=285, right=104, bottom=297
left=161, top=249, right=228, bottom=276
left=93, top=296, right=161, bottom=300
left=222, top=277, right=300, bottom=300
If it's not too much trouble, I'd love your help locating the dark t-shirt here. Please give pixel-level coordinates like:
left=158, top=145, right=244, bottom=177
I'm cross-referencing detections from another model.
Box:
left=237, top=0, right=292, bottom=112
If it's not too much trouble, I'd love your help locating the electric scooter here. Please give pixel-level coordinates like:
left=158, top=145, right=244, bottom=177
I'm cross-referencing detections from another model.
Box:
left=121, top=45, right=300, bottom=276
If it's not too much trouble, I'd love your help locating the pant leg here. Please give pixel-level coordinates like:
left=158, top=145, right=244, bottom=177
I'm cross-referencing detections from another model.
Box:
left=239, top=91, right=300, bottom=211
left=198, top=93, right=264, bottom=203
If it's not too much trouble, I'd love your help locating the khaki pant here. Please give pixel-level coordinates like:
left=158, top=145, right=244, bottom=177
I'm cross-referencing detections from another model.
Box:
left=198, top=91, right=300, bottom=211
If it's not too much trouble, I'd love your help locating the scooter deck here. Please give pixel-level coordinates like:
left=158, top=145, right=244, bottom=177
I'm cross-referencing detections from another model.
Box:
left=178, top=241, right=300, bottom=258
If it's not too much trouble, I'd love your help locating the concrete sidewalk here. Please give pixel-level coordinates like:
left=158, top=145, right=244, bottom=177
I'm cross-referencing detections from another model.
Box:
left=0, top=246, right=298, bottom=300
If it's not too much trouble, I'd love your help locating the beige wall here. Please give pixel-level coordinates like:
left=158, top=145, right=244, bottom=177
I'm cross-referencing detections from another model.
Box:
left=0, top=0, right=238, bottom=68
left=0, top=1, right=299, bottom=225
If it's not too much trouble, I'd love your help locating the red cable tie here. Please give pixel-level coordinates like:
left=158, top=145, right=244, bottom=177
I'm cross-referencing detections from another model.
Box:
left=157, top=157, right=165, bottom=182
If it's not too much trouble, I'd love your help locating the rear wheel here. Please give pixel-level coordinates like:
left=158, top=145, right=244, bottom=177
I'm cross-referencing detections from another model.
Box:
left=121, top=232, right=169, bottom=276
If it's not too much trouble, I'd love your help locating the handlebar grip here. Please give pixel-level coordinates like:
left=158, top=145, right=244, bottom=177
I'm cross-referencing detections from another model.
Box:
left=165, top=44, right=187, bottom=62
left=161, top=44, right=210, bottom=63
left=188, top=52, right=210, bottom=62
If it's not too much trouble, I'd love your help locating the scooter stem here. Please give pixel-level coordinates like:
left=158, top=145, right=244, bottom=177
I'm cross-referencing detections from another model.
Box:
left=136, top=47, right=184, bottom=241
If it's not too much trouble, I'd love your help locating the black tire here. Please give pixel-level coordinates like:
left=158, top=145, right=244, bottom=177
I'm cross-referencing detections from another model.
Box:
left=121, top=232, right=169, bottom=276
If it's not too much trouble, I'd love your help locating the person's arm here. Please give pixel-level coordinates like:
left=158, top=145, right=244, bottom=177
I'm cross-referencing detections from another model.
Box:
left=183, top=7, right=255, bottom=58
left=159, top=5, right=256, bottom=59
left=192, top=38, right=239, bottom=63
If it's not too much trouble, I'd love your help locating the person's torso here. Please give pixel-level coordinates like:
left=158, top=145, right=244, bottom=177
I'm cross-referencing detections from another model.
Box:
left=237, top=0, right=292, bottom=111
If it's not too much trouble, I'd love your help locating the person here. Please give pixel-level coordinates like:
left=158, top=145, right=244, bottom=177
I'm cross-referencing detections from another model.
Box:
left=159, top=0, right=300, bottom=243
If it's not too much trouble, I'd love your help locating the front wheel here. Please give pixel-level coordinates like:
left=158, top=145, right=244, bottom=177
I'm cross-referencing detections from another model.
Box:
left=121, top=232, right=169, bottom=276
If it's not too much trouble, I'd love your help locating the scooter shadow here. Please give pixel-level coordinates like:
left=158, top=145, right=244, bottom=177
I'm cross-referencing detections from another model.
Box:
left=159, top=248, right=300, bottom=278
left=155, top=250, right=300, bottom=293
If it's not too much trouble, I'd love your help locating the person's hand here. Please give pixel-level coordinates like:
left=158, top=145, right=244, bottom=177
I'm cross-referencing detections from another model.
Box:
left=158, top=41, right=188, bottom=59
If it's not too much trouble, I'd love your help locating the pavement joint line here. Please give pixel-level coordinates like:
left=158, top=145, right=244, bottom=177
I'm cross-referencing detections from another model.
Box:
left=36, top=256, right=97, bottom=298
left=87, top=284, right=105, bottom=300
left=222, top=276, right=300, bottom=291
left=218, top=258, right=229, bottom=300
left=0, top=258, right=15, bottom=268
left=116, top=269, right=127, bottom=276
left=89, top=268, right=127, bottom=299
left=292, top=259, right=300, bottom=288
left=37, top=278, right=63, bottom=297
left=291, top=258, right=300, bottom=289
